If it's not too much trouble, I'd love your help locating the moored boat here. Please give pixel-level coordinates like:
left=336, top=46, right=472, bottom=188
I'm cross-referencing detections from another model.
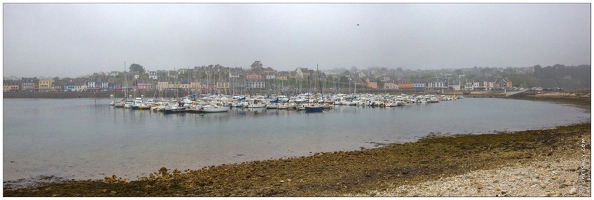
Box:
left=201, top=105, right=230, bottom=113
left=304, top=104, right=323, bottom=112
left=164, top=106, right=187, bottom=114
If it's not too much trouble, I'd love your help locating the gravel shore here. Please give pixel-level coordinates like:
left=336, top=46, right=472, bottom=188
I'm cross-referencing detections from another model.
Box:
left=353, top=150, right=591, bottom=197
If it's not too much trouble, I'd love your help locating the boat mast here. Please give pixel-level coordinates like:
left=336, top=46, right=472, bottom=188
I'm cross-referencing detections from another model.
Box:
left=123, top=61, right=128, bottom=100
left=187, top=66, right=190, bottom=97
left=314, top=64, right=320, bottom=104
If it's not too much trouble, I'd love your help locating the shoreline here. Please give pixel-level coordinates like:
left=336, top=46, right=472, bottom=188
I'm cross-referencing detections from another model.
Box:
left=3, top=93, right=591, bottom=197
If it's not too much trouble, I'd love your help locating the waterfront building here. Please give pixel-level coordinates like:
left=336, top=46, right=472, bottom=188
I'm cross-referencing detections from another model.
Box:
left=3, top=80, right=20, bottom=92
left=276, top=71, right=289, bottom=81
left=216, top=81, right=230, bottom=90
left=148, top=71, right=158, bottom=80
left=245, top=72, right=265, bottom=89
left=365, top=77, right=378, bottom=89
left=295, top=67, right=310, bottom=79
left=384, top=82, right=398, bottom=89
left=426, top=78, right=448, bottom=90
left=495, top=77, right=513, bottom=89
left=38, top=79, right=54, bottom=92
left=136, top=79, right=153, bottom=90
left=52, top=80, right=64, bottom=92
left=412, top=81, right=426, bottom=90
left=20, top=77, right=38, bottom=92
left=397, top=78, right=413, bottom=89
left=156, top=81, right=169, bottom=91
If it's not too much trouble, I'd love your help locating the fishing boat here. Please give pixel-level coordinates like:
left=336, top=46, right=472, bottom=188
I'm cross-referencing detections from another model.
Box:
left=131, top=98, right=151, bottom=110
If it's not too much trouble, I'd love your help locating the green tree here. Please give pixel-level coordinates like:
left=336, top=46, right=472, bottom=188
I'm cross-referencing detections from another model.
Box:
left=377, top=79, right=384, bottom=89
left=533, top=65, right=542, bottom=77
left=129, top=64, right=145, bottom=74
left=420, top=73, right=434, bottom=79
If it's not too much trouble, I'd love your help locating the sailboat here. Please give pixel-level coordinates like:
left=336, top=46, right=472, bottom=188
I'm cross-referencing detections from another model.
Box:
left=304, top=64, right=323, bottom=112
left=114, top=62, right=129, bottom=108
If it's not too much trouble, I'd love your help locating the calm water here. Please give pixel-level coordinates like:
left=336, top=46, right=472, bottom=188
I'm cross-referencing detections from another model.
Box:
left=3, top=98, right=590, bottom=182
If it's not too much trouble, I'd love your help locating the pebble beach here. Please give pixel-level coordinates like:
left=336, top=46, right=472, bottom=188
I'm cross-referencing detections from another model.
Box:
left=356, top=146, right=590, bottom=197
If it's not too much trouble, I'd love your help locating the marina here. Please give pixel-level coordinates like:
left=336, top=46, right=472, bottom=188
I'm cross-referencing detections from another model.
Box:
left=109, top=92, right=462, bottom=114
left=3, top=96, right=590, bottom=184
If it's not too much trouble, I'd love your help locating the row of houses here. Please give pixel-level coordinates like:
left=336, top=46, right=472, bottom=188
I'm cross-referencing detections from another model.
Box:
left=4, top=75, right=513, bottom=92
left=3, top=72, right=269, bottom=92
left=378, top=77, right=513, bottom=91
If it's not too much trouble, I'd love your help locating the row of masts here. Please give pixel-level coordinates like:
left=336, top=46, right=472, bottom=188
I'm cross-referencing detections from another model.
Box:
left=116, top=63, right=365, bottom=101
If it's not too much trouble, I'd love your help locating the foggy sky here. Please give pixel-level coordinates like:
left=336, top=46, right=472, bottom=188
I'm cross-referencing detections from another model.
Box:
left=3, top=3, right=591, bottom=78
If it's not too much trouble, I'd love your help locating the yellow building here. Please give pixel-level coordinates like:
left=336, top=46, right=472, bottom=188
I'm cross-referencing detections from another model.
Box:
left=275, top=75, right=288, bottom=81
left=156, top=82, right=169, bottom=90
left=3, top=81, right=19, bottom=92
left=216, top=81, right=229, bottom=89
left=38, top=79, right=54, bottom=90
left=190, top=81, right=201, bottom=90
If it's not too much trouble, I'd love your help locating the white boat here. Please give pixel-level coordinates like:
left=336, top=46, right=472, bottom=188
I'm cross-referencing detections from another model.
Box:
left=245, top=99, right=267, bottom=108
left=266, top=104, right=279, bottom=109
left=296, top=104, right=306, bottom=111
left=386, top=100, right=404, bottom=107
left=277, top=103, right=289, bottom=109
left=201, top=105, right=229, bottom=113
left=343, top=101, right=357, bottom=106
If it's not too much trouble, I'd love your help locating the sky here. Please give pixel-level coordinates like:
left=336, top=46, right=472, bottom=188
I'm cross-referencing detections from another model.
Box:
left=3, top=3, right=591, bottom=78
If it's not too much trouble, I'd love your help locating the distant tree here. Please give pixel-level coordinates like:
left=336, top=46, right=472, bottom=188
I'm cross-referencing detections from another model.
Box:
left=139, top=73, right=149, bottom=79
left=533, top=65, right=542, bottom=76
left=396, top=67, right=403, bottom=72
left=341, top=70, right=350, bottom=76
left=420, top=73, right=434, bottom=79
left=377, top=79, right=384, bottom=89
left=350, top=66, right=358, bottom=73
left=480, top=67, right=491, bottom=73
left=129, top=64, right=145, bottom=74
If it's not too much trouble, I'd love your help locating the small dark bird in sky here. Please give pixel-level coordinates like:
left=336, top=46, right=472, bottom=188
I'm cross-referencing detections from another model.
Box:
left=357, top=24, right=359, bottom=26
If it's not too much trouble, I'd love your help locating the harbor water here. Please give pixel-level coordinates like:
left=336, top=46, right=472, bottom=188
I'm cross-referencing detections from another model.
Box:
left=3, top=98, right=590, bottom=183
